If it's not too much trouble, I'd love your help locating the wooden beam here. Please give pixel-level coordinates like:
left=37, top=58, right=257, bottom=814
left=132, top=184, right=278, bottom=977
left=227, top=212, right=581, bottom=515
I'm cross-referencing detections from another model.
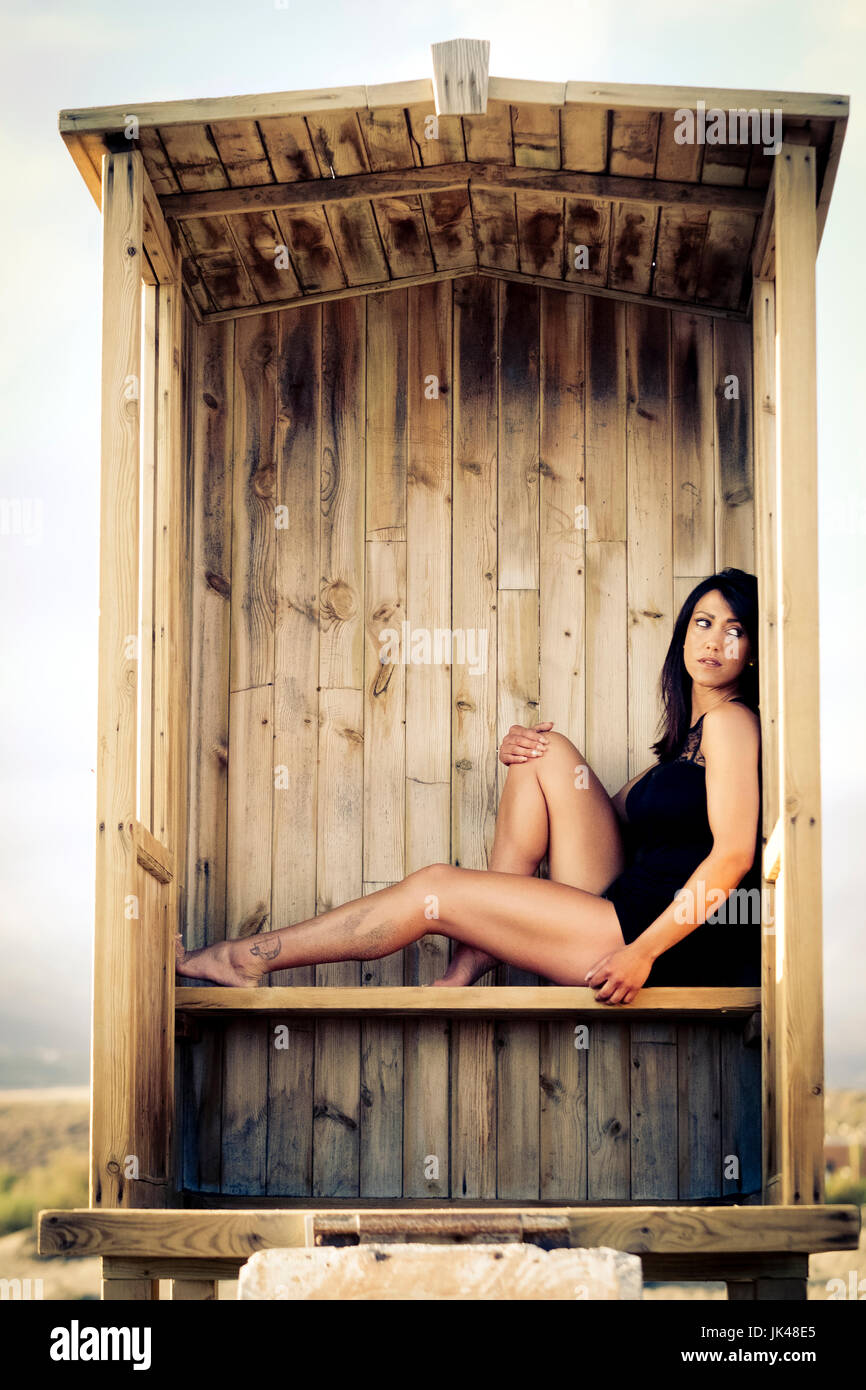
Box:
left=92, top=150, right=143, bottom=1209
left=476, top=269, right=748, bottom=323
left=431, top=39, right=490, bottom=115
left=561, top=82, right=848, bottom=121
left=175, top=985, right=761, bottom=1016
left=159, top=162, right=766, bottom=222
left=475, top=163, right=765, bottom=213
left=132, top=821, right=174, bottom=884
left=773, top=142, right=824, bottom=1207
left=817, top=115, right=848, bottom=249
left=161, top=166, right=475, bottom=219
left=60, top=84, right=379, bottom=134
left=142, top=167, right=182, bottom=285
left=751, top=176, right=775, bottom=280
left=59, top=82, right=848, bottom=138
left=38, top=1204, right=861, bottom=1259
left=198, top=270, right=748, bottom=326
left=200, top=266, right=475, bottom=323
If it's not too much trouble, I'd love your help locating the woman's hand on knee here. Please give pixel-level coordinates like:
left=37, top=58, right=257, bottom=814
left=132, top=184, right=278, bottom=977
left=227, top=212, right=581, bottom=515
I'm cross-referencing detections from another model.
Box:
left=498, top=721, right=554, bottom=765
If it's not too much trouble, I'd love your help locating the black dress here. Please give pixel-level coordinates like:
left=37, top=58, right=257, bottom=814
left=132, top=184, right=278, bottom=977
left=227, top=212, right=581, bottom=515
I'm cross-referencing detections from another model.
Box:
left=601, top=698, right=762, bottom=986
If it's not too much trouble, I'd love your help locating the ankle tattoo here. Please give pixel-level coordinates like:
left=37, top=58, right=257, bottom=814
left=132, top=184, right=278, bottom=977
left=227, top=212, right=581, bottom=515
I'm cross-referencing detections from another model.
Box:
left=249, top=936, right=281, bottom=961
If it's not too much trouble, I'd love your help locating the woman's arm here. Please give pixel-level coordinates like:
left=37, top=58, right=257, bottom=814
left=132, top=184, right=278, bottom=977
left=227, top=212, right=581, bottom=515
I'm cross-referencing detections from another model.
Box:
left=587, top=701, right=761, bottom=1002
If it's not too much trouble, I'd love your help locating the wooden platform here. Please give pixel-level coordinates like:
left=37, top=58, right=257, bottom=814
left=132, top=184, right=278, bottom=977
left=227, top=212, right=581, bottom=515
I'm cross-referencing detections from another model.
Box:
left=176, top=986, right=762, bottom=1017
left=39, top=1203, right=861, bottom=1300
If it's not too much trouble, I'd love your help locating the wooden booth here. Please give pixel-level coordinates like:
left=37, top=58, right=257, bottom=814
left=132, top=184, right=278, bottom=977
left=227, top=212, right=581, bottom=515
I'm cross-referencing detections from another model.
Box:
left=39, top=41, right=861, bottom=1298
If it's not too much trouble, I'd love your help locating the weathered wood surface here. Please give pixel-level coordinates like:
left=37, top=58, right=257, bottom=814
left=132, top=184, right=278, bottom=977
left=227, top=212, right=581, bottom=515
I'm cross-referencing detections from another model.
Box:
left=178, top=276, right=758, bottom=1200
left=40, top=1205, right=861, bottom=1258
left=772, top=145, right=824, bottom=1207
left=64, top=126, right=836, bottom=318
left=177, top=986, right=760, bottom=1015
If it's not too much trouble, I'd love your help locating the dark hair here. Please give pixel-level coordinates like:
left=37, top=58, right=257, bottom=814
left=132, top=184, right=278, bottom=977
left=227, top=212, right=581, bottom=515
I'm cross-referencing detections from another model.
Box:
left=651, top=568, right=759, bottom=763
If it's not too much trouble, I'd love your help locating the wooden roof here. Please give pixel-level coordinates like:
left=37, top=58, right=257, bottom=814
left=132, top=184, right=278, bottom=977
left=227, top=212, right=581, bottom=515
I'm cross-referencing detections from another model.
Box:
left=59, top=75, right=848, bottom=323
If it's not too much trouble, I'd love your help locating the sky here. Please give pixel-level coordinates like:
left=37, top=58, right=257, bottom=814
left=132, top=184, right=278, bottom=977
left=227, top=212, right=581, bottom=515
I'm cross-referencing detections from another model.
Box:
left=0, top=0, right=864, bottom=1088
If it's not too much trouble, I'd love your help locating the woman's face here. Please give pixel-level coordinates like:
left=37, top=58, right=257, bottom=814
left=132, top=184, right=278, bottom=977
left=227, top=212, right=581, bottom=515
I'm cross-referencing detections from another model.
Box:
left=683, top=589, right=751, bottom=691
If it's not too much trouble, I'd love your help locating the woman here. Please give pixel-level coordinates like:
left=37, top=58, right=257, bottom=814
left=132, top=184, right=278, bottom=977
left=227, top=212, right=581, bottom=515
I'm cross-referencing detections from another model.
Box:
left=176, top=568, right=762, bottom=1004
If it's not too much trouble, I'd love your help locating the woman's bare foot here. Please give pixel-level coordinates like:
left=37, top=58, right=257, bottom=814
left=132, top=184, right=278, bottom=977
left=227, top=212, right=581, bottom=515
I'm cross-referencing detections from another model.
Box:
left=175, top=933, right=267, bottom=988
left=432, top=944, right=498, bottom=987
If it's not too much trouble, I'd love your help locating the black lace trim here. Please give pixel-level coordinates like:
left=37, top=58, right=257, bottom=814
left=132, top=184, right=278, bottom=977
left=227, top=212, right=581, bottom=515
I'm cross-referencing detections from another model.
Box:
left=676, top=698, right=750, bottom=768
left=676, top=719, right=706, bottom=767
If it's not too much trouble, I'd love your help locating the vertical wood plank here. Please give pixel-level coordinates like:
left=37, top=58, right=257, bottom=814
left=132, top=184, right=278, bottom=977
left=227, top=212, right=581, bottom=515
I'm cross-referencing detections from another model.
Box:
left=222, top=682, right=271, bottom=1193
left=498, top=280, right=539, bottom=589
left=451, top=274, right=498, bottom=875
left=405, top=280, right=452, bottom=968
left=128, top=862, right=171, bottom=1208
left=630, top=1023, right=678, bottom=1200
left=366, top=290, right=408, bottom=541
left=587, top=1023, right=630, bottom=1199
left=266, top=1019, right=314, bottom=1196
left=402, top=1016, right=451, bottom=1198
left=626, top=303, right=672, bottom=773
left=721, top=1024, right=763, bottom=1199
left=496, top=1017, right=540, bottom=1199
left=451, top=1020, right=497, bottom=1199
left=267, top=302, right=321, bottom=1194
left=314, top=294, right=366, bottom=1197
left=364, top=539, right=406, bottom=881
left=585, top=296, right=628, bottom=794
left=402, top=280, right=452, bottom=1195
left=451, top=274, right=498, bottom=1195
left=182, top=317, right=231, bottom=1193
left=272, top=303, right=321, bottom=988
left=752, top=278, right=780, bottom=1201
left=362, top=292, right=407, bottom=1194
left=138, top=282, right=157, bottom=830
left=229, top=315, right=276, bottom=695
left=539, top=287, right=585, bottom=746
left=153, top=273, right=186, bottom=856
left=774, top=144, right=824, bottom=1205
left=540, top=1019, right=588, bottom=1200
left=313, top=691, right=362, bottom=1197
left=671, top=312, right=715, bottom=581
left=677, top=1024, right=721, bottom=1199
left=222, top=310, right=276, bottom=1196
left=496, top=275, right=541, bottom=1201
left=495, top=588, right=541, bottom=1194
left=153, top=269, right=186, bottom=1207
left=714, top=318, right=755, bottom=571
left=92, top=150, right=143, bottom=1208
left=185, top=319, right=232, bottom=956
left=360, top=882, right=404, bottom=1198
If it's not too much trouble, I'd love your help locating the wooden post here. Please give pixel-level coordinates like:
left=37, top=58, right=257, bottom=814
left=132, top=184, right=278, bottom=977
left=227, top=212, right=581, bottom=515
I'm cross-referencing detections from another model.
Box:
left=752, top=278, right=781, bottom=1202
left=92, top=151, right=185, bottom=1222
left=92, top=150, right=144, bottom=1209
left=772, top=143, right=824, bottom=1205
left=431, top=38, right=490, bottom=116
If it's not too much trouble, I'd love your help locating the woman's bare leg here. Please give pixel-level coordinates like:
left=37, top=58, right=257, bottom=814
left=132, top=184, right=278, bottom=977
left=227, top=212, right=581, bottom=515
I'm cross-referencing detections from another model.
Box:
left=176, top=860, right=626, bottom=988
left=437, top=731, right=628, bottom=985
